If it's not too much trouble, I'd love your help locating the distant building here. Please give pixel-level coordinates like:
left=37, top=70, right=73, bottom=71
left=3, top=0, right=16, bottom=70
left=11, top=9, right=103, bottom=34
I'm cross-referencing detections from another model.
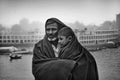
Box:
left=75, top=29, right=119, bottom=50
left=116, top=13, right=120, bottom=30
left=0, top=29, right=44, bottom=50
left=116, top=13, right=120, bottom=41
left=0, top=27, right=119, bottom=51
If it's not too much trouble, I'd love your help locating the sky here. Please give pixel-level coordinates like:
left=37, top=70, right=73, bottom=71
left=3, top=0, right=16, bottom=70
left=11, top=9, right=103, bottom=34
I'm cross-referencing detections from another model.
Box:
left=0, top=0, right=120, bottom=27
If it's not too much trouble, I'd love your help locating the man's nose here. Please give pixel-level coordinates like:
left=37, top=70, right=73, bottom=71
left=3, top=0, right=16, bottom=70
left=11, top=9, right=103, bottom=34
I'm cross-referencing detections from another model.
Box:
left=49, top=30, right=53, bottom=34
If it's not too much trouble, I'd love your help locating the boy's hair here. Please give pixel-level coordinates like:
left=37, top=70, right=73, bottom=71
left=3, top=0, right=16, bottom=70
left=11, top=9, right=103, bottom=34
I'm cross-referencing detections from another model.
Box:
left=58, top=27, right=75, bottom=38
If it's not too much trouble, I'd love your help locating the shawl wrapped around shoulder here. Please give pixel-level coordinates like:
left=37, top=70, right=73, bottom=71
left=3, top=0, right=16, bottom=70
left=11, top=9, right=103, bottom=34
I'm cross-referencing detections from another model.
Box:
left=32, top=18, right=98, bottom=80
left=32, top=35, right=98, bottom=80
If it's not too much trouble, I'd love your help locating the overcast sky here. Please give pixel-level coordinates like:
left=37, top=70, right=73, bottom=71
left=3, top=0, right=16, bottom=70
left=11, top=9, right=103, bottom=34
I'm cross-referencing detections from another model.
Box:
left=0, top=0, right=120, bottom=27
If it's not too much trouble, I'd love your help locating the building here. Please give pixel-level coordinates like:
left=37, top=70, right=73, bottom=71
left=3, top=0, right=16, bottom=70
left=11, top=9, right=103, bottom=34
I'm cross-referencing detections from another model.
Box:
left=0, top=28, right=119, bottom=51
left=75, top=29, right=119, bottom=50
left=116, top=13, right=120, bottom=41
left=0, top=29, right=44, bottom=50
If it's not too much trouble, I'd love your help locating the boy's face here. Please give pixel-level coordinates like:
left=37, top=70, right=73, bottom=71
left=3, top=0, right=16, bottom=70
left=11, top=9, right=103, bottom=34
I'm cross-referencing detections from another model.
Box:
left=58, top=35, right=71, bottom=48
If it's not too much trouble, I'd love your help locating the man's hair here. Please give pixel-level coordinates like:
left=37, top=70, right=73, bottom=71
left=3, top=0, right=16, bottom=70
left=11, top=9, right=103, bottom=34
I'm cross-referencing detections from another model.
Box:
left=58, top=27, right=75, bottom=38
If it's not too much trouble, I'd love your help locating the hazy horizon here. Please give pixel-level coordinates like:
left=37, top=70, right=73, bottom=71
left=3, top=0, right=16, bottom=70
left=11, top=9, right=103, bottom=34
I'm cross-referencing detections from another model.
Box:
left=0, top=0, right=120, bottom=27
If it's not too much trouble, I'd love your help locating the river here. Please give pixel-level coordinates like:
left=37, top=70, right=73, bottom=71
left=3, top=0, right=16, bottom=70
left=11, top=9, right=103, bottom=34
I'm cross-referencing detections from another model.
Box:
left=0, top=47, right=120, bottom=80
left=0, top=54, right=34, bottom=80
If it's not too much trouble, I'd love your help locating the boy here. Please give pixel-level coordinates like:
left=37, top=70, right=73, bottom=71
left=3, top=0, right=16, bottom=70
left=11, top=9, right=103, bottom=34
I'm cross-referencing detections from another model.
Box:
left=57, top=27, right=99, bottom=80
left=53, top=27, right=74, bottom=57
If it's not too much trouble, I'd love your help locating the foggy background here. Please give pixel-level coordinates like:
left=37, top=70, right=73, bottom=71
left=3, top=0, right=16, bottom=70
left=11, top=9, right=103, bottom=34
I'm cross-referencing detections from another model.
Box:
left=0, top=0, right=120, bottom=33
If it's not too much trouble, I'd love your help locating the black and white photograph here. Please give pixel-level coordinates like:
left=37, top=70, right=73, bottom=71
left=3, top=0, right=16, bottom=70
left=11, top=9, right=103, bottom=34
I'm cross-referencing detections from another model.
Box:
left=0, top=0, right=120, bottom=80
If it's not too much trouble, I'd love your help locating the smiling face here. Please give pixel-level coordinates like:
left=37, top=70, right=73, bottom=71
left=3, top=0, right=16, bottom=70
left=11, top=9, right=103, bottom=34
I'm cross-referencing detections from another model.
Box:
left=46, top=23, right=58, bottom=41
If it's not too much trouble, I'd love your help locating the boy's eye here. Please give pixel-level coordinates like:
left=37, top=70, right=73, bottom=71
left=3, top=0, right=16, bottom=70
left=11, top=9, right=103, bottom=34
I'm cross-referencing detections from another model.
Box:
left=59, top=38, right=63, bottom=40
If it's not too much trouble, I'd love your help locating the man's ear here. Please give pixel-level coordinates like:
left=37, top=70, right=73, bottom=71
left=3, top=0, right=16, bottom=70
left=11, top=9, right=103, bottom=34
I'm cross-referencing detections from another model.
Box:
left=68, top=36, right=72, bottom=41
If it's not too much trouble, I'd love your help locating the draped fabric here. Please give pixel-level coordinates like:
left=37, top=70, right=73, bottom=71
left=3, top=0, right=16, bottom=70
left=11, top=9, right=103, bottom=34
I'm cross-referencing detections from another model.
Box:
left=32, top=18, right=99, bottom=80
left=58, top=33, right=99, bottom=80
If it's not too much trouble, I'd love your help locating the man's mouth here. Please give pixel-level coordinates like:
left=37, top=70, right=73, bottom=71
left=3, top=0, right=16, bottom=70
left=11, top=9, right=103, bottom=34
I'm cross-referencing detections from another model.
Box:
left=48, top=34, right=57, bottom=39
left=48, top=36, right=54, bottom=39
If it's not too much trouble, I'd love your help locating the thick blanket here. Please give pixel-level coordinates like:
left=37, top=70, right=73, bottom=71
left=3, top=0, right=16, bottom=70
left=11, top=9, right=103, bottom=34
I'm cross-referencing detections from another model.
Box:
left=32, top=18, right=98, bottom=80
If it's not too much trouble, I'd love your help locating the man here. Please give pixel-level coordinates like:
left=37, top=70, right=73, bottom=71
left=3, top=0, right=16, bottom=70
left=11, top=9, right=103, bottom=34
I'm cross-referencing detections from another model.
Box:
left=32, top=18, right=99, bottom=80
left=32, top=18, right=76, bottom=80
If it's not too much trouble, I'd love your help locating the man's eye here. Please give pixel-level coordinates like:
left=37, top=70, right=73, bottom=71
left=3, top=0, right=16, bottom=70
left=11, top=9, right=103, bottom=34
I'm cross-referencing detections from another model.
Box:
left=52, top=28, right=57, bottom=31
left=46, top=29, right=50, bottom=31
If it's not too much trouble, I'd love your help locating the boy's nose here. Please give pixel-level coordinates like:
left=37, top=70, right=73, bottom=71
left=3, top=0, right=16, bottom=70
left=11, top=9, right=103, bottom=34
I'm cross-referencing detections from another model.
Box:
left=58, top=40, right=61, bottom=44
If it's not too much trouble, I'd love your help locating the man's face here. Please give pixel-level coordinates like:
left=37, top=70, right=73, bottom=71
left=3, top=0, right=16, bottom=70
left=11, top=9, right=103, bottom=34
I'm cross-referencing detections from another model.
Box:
left=58, top=35, right=70, bottom=48
left=46, top=23, right=58, bottom=41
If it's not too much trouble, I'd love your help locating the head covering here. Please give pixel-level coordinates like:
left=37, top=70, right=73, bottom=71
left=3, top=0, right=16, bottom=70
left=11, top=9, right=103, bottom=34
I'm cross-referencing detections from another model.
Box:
left=45, top=18, right=67, bottom=30
left=58, top=27, right=75, bottom=38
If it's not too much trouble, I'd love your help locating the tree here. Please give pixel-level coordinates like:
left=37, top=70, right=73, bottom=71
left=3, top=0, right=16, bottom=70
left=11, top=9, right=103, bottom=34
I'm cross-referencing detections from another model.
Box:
left=97, top=21, right=116, bottom=30
left=11, top=24, right=23, bottom=33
